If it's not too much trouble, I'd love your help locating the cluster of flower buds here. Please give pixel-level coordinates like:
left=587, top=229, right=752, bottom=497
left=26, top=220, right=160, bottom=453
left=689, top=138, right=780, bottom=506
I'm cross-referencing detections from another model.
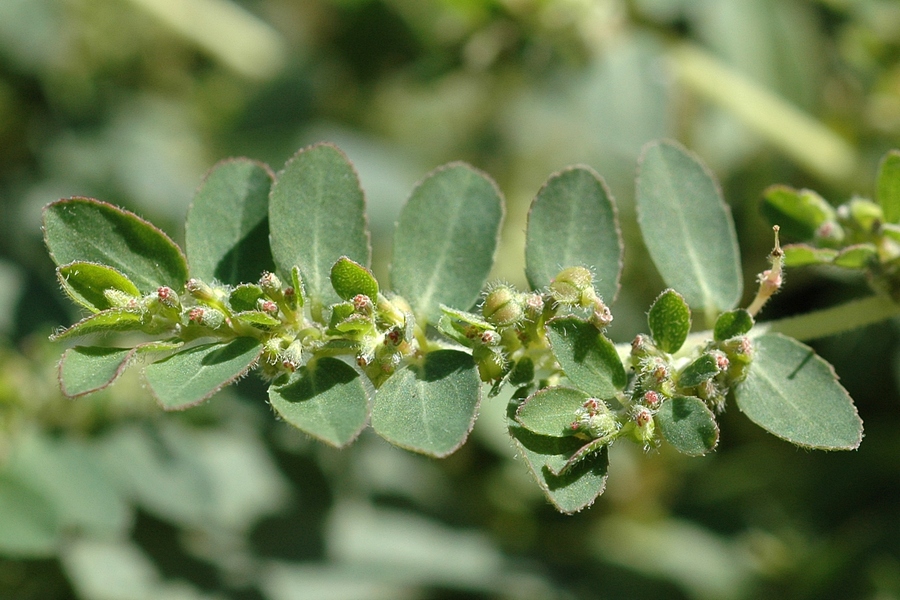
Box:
left=570, top=398, right=619, bottom=439
left=549, top=267, right=612, bottom=327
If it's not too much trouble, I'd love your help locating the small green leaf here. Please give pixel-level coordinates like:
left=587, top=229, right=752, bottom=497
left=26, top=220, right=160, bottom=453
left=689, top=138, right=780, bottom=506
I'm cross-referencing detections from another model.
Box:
left=508, top=400, right=609, bottom=514
left=656, top=396, right=718, bottom=456
left=525, top=166, right=623, bottom=301
left=57, top=262, right=140, bottom=313
left=144, top=338, right=262, bottom=410
left=371, top=350, right=480, bottom=457
left=545, top=317, right=626, bottom=399
left=735, top=333, right=862, bottom=449
left=877, top=149, right=900, bottom=224
left=229, top=284, right=265, bottom=312
left=782, top=243, right=838, bottom=267
left=50, top=308, right=146, bottom=341
left=330, top=256, right=378, bottom=301
left=58, top=346, right=135, bottom=398
left=761, top=185, right=835, bottom=241
left=516, top=387, right=589, bottom=437
left=269, top=357, right=370, bottom=448
left=713, top=309, right=754, bottom=342
left=269, top=144, right=370, bottom=311
left=832, top=243, right=877, bottom=269
left=232, top=311, right=281, bottom=329
left=647, top=289, right=691, bottom=354
left=636, top=140, right=742, bottom=313
left=185, top=159, right=275, bottom=285
left=390, top=163, right=504, bottom=324
left=678, top=353, right=721, bottom=388
left=43, top=198, right=188, bottom=294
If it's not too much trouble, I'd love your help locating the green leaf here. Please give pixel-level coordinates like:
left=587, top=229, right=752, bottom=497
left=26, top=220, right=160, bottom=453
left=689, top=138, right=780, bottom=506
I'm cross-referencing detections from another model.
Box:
left=877, top=149, right=900, bottom=224
left=232, top=311, right=281, bottom=329
left=371, top=349, right=480, bottom=457
left=678, top=353, right=721, bottom=388
left=525, top=166, right=623, bottom=302
left=507, top=400, right=609, bottom=514
left=330, top=256, right=378, bottom=301
left=185, top=158, right=275, bottom=285
left=50, top=308, right=146, bottom=341
left=269, top=144, right=370, bottom=311
left=269, top=357, right=370, bottom=448
left=761, top=185, right=835, bottom=241
left=656, top=396, right=719, bottom=456
left=516, top=386, right=589, bottom=437
left=545, top=317, right=626, bottom=399
left=832, top=243, right=877, bottom=269
left=782, top=243, right=838, bottom=267
left=43, top=197, right=188, bottom=294
left=59, top=346, right=135, bottom=398
left=713, top=309, right=754, bottom=342
left=734, top=333, right=862, bottom=449
left=636, top=140, right=742, bottom=313
left=390, top=163, right=504, bottom=324
left=57, top=262, right=140, bottom=313
left=229, top=283, right=265, bottom=312
left=143, top=338, right=262, bottom=410
left=647, top=289, right=691, bottom=354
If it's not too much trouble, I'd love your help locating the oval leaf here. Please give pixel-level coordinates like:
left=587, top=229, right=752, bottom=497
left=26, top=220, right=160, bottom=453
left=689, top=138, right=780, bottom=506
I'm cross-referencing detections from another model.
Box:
left=143, top=337, right=262, bottom=410
left=269, top=357, right=370, bottom=448
left=713, top=309, right=754, bottom=342
left=735, top=333, right=863, bottom=449
left=832, top=244, right=877, bottom=269
left=57, top=262, right=140, bottom=313
left=516, top=386, right=590, bottom=437
left=59, top=346, right=135, bottom=398
left=656, top=396, right=719, bottom=456
left=761, top=185, right=835, bottom=241
left=647, top=289, right=691, bottom=354
left=678, top=353, right=721, bottom=388
left=185, top=159, right=275, bottom=285
left=525, top=166, right=623, bottom=302
left=269, top=144, right=370, bottom=311
left=507, top=399, right=609, bottom=514
left=50, top=308, right=146, bottom=342
left=43, top=197, right=188, bottom=294
left=545, top=317, right=626, bottom=399
left=330, top=256, right=378, bottom=301
left=390, top=163, right=504, bottom=324
left=877, top=149, right=900, bottom=224
left=636, top=140, right=742, bottom=313
left=371, top=349, right=480, bottom=457
left=782, top=243, right=837, bottom=267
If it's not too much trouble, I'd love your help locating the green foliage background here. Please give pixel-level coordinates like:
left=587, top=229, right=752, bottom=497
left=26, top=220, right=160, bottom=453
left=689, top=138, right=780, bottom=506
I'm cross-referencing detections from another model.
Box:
left=2, top=0, right=900, bottom=598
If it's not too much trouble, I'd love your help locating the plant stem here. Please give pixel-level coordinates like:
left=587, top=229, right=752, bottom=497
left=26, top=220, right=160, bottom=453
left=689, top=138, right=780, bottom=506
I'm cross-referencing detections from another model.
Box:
left=752, top=294, right=900, bottom=341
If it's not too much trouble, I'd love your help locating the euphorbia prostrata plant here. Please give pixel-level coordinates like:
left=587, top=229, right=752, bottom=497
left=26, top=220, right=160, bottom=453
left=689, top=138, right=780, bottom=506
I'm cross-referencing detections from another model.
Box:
left=45, top=139, right=888, bottom=513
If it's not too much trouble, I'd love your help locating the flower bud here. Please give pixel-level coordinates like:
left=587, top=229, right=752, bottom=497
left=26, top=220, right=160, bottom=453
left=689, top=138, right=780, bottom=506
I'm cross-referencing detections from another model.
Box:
left=482, top=285, right=525, bottom=327
left=259, top=271, right=282, bottom=294
left=550, top=267, right=593, bottom=306
left=157, top=286, right=180, bottom=310
left=187, top=306, right=225, bottom=329
left=185, top=278, right=216, bottom=302
left=353, top=294, right=374, bottom=315
left=103, top=288, right=138, bottom=309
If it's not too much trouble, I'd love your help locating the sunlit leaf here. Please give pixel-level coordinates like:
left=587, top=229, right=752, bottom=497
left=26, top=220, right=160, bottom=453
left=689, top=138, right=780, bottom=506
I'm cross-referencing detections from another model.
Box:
left=545, top=317, right=626, bottom=399
left=269, top=357, right=369, bottom=448
left=735, top=333, right=862, bottom=449
left=144, top=338, right=262, bottom=410
left=43, top=198, right=188, bottom=294
left=636, top=141, right=742, bottom=313
left=525, top=166, right=622, bottom=302
left=330, top=256, right=378, bottom=302
left=390, top=163, right=503, bottom=324
left=185, top=158, right=275, bottom=285
left=656, top=396, right=718, bottom=456
left=371, top=350, right=480, bottom=457
left=269, top=144, right=370, bottom=312
left=516, top=386, right=588, bottom=437
left=57, top=262, right=140, bottom=313
left=647, top=289, right=691, bottom=354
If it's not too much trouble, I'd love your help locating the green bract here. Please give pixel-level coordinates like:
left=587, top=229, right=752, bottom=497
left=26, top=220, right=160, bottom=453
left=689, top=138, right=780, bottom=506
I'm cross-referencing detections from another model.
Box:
left=44, top=139, right=875, bottom=514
